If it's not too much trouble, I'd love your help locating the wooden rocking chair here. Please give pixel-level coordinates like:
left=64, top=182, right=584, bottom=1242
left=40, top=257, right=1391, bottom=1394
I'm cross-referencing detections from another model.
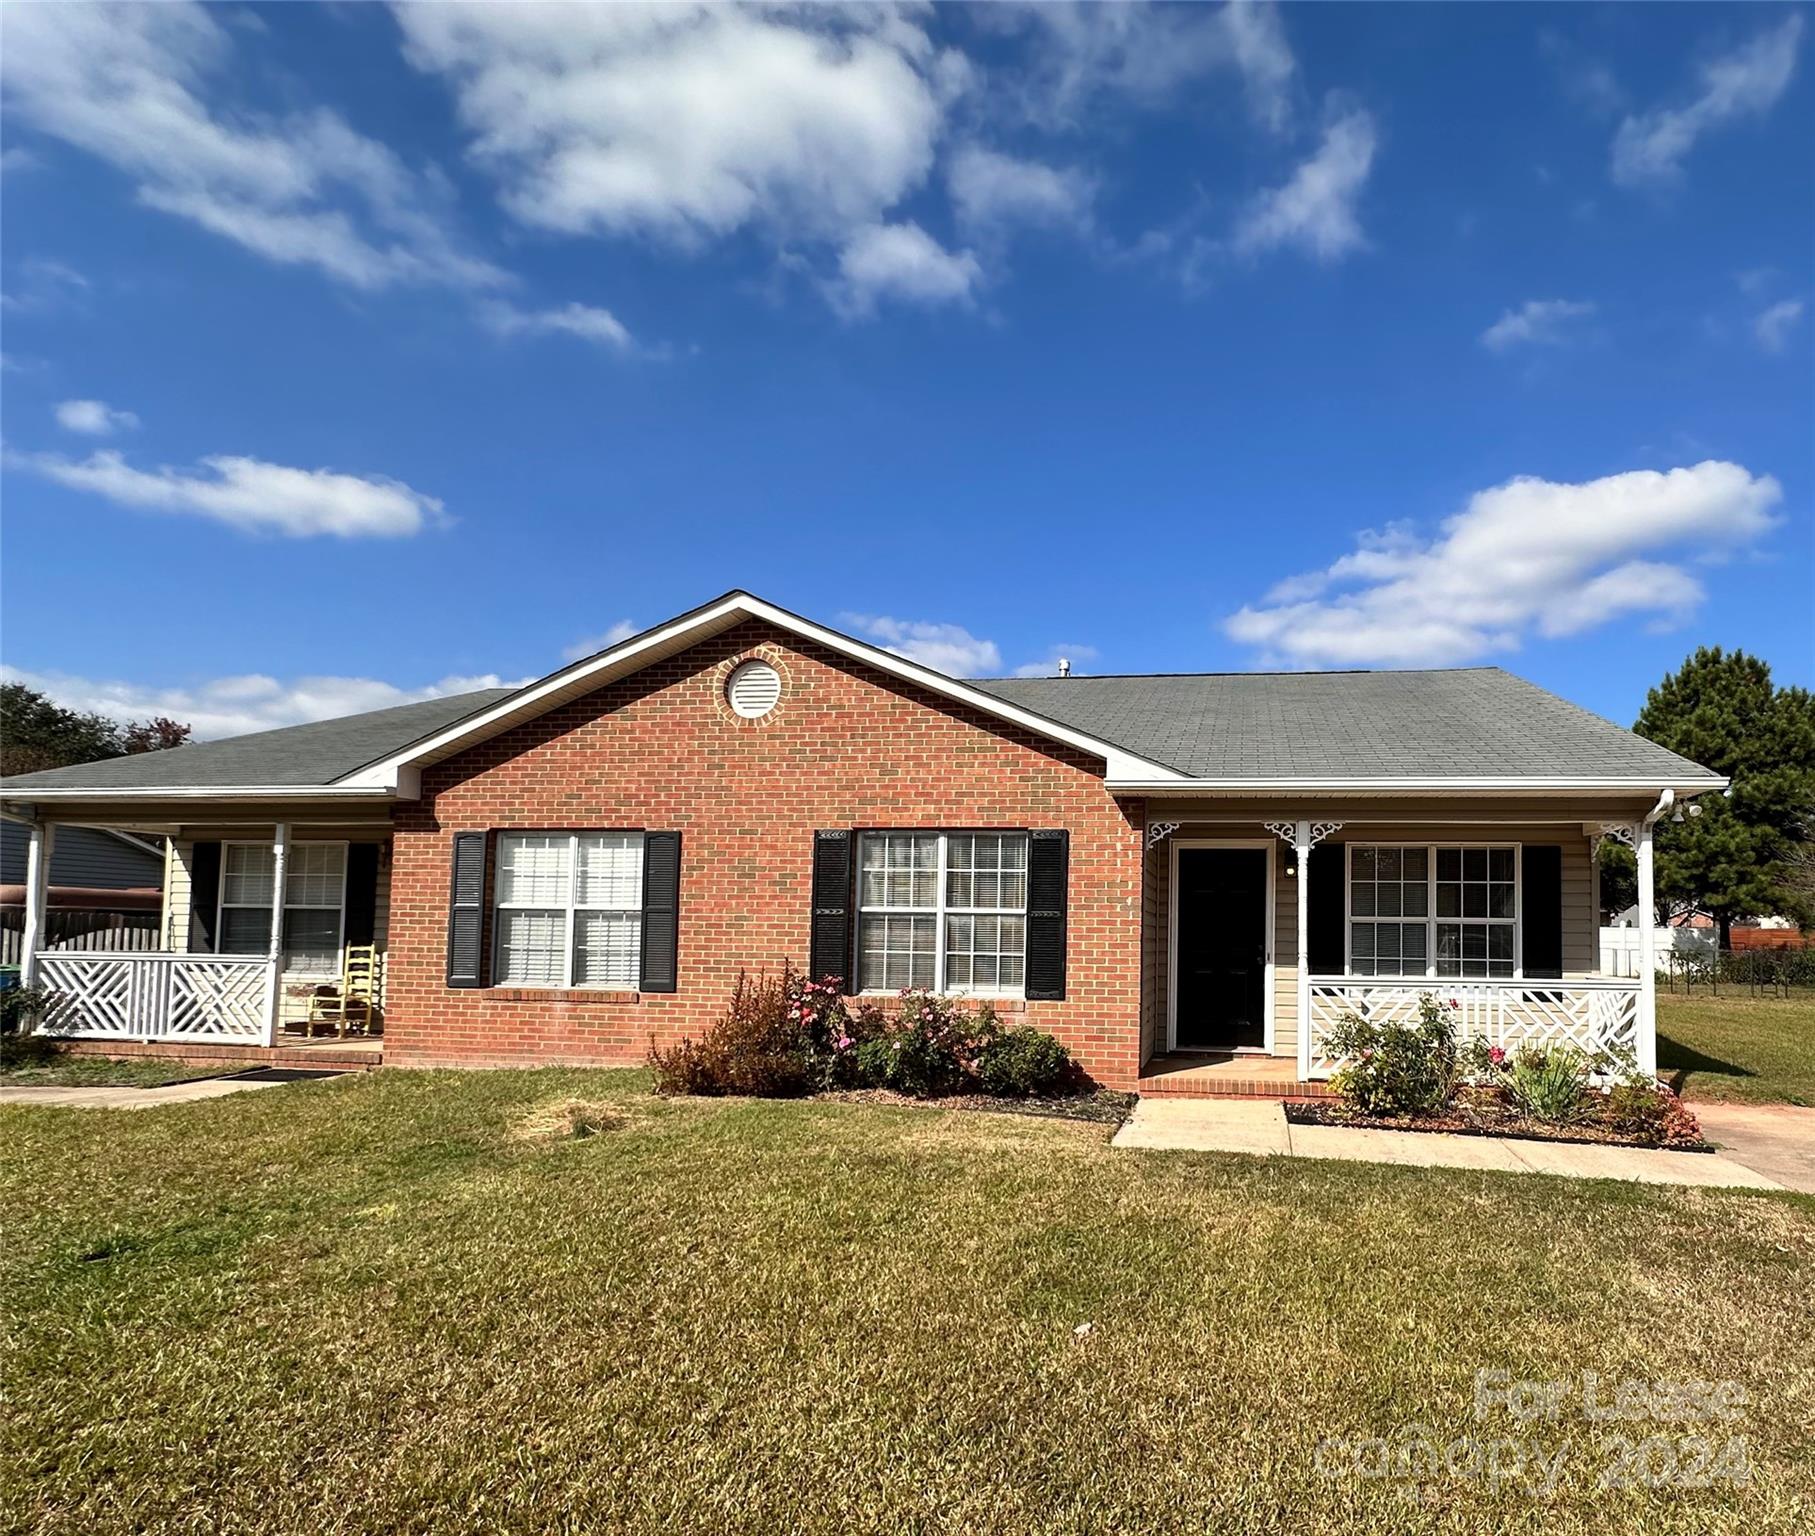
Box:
left=305, top=944, right=381, bottom=1037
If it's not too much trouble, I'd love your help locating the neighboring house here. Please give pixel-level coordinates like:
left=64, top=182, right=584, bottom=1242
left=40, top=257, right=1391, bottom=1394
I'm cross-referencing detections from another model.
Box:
left=0, top=820, right=163, bottom=896
left=0, top=592, right=1724, bottom=1086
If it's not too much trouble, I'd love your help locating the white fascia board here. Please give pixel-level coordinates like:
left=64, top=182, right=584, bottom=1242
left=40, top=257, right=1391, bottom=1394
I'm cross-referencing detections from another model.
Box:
left=1, top=785, right=398, bottom=802
left=336, top=592, right=1189, bottom=790
left=1108, top=776, right=1729, bottom=795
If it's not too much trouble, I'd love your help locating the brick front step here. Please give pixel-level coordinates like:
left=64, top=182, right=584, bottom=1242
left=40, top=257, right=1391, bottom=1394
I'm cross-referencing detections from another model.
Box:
left=1138, top=1077, right=1337, bottom=1101
left=1137, top=1051, right=1337, bottom=1101
left=51, top=1038, right=383, bottom=1072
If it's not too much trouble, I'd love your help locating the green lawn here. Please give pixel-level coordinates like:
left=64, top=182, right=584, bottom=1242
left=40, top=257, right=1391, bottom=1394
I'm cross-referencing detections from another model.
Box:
left=1659, top=990, right=1815, bottom=1106
left=3, top=1070, right=1812, bottom=1535
left=0, top=1049, right=221, bottom=1089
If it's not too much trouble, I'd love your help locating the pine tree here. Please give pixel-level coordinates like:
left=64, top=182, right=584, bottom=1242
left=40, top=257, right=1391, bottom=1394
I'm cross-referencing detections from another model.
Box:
left=1630, top=648, right=1815, bottom=947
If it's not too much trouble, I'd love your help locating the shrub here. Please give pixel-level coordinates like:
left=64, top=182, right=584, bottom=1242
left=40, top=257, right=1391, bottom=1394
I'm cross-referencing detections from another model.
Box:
left=649, top=967, right=813, bottom=1097
left=860, top=990, right=979, bottom=1098
left=1602, top=1081, right=1704, bottom=1147
left=1505, top=1044, right=1592, bottom=1124
left=1325, top=994, right=1458, bottom=1117
left=0, top=982, right=55, bottom=1039
left=975, top=1024, right=1075, bottom=1097
left=654, top=973, right=1081, bottom=1102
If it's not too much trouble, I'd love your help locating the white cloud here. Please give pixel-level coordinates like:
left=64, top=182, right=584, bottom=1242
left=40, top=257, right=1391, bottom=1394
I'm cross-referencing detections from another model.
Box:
left=562, top=621, right=639, bottom=662
left=840, top=614, right=1003, bottom=678
left=0, top=2, right=502, bottom=291
left=948, top=145, right=1093, bottom=238
left=54, top=399, right=140, bottom=436
left=1, top=663, right=531, bottom=742
left=830, top=222, right=982, bottom=318
left=993, top=2, right=1298, bottom=133
left=1611, top=17, right=1803, bottom=187
left=1224, top=461, right=1782, bottom=667
left=1232, top=108, right=1376, bottom=263
left=1, top=257, right=90, bottom=313
left=1754, top=297, right=1806, bottom=352
left=1012, top=645, right=1101, bottom=679
left=6, top=446, right=445, bottom=538
left=394, top=3, right=950, bottom=251
left=1480, top=298, right=1597, bottom=352
left=480, top=300, right=635, bottom=352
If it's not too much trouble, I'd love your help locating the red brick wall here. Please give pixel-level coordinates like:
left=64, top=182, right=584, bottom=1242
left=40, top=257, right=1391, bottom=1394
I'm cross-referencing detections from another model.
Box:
left=384, top=621, right=1147, bottom=1087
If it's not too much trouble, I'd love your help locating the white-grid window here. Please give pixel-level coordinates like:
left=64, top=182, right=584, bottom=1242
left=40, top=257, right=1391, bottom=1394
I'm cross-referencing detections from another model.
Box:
left=218, top=841, right=347, bottom=976
left=1348, top=844, right=1519, bottom=980
left=494, top=831, right=644, bottom=989
left=857, top=831, right=1028, bottom=995
left=1435, top=847, right=1517, bottom=978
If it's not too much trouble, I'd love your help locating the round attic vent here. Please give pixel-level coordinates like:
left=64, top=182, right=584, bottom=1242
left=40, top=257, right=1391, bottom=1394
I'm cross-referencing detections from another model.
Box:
left=726, top=659, right=782, bottom=719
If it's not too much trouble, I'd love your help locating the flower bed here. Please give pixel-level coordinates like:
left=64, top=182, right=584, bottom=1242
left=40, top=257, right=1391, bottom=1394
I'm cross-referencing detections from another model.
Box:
left=1315, top=993, right=1710, bottom=1151
left=650, top=965, right=1085, bottom=1103
left=1283, top=1098, right=1712, bottom=1152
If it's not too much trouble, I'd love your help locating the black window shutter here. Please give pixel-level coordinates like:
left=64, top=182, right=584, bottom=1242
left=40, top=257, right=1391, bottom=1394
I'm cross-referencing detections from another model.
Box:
left=446, top=832, right=489, bottom=988
left=640, top=831, right=682, bottom=993
left=345, top=844, right=380, bottom=948
left=1521, top=845, right=1564, bottom=978
left=1025, top=829, right=1069, bottom=1001
left=189, top=841, right=222, bottom=952
left=809, top=830, right=854, bottom=989
left=1307, top=842, right=1345, bottom=975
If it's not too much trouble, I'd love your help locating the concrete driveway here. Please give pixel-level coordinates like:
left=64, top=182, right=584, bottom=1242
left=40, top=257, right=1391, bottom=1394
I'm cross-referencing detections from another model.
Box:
left=1689, top=1102, right=1815, bottom=1194
left=1114, top=1098, right=1789, bottom=1191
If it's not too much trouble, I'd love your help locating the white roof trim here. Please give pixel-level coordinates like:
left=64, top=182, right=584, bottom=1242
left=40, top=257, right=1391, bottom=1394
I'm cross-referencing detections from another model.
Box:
left=3, top=785, right=399, bottom=803
left=336, top=592, right=1190, bottom=790
left=1111, top=775, right=1729, bottom=795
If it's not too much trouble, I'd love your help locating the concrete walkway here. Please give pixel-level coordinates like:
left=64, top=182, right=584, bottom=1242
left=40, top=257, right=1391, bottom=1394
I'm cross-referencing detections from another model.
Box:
left=1689, top=1102, right=1815, bottom=1194
left=1113, top=1098, right=1787, bottom=1191
left=0, top=1074, right=323, bottom=1110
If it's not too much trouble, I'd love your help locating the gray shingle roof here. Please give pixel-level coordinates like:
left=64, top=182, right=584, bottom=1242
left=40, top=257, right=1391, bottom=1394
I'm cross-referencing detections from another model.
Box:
left=1, top=664, right=1715, bottom=795
left=972, top=668, right=1718, bottom=783
left=0, top=689, right=515, bottom=791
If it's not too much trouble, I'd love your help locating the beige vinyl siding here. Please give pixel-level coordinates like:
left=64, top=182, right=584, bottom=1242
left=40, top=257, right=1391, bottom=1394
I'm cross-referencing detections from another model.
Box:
left=164, top=840, right=194, bottom=951
left=1273, top=858, right=1297, bottom=1058
left=1140, top=800, right=1617, bottom=1068
left=1320, top=822, right=1595, bottom=978
left=1143, top=824, right=1294, bottom=1059
left=163, top=826, right=392, bottom=1030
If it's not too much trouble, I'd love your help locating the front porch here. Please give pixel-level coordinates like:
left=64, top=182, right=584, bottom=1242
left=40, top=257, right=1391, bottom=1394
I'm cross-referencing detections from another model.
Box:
left=12, top=811, right=392, bottom=1055
left=1138, top=797, right=1671, bottom=1086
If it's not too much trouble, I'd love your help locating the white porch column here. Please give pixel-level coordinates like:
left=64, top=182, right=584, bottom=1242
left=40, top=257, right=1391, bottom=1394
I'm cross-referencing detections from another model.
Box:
left=1636, top=816, right=1658, bottom=1078
left=263, top=823, right=289, bottom=1047
left=1294, top=819, right=1312, bottom=1080
left=19, top=820, right=55, bottom=992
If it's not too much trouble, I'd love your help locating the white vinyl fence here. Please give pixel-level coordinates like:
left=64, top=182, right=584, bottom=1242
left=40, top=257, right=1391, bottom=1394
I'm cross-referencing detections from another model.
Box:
left=1598, top=926, right=1716, bottom=978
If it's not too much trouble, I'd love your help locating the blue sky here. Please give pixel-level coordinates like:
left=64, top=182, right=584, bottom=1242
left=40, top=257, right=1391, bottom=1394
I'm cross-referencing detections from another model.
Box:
left=1, top=2, right=1810, bottom=740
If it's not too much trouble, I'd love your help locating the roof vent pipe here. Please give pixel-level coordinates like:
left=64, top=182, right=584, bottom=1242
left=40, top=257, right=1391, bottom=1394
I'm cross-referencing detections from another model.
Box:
left=1057, top=658, right=1071, bottom=678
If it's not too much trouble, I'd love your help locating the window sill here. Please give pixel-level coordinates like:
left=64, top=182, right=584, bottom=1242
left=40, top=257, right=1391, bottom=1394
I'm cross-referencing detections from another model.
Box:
left=487, top=987, right=644, bottom=1004
left=856, top=993, right=1028, bottom=1012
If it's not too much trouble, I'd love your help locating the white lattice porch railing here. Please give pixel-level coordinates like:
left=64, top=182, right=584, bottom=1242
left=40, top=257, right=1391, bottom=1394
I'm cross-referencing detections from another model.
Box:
left=1305, top=976, right=1642, bottom=1080
left=36, top=952, right=268, bottom=1042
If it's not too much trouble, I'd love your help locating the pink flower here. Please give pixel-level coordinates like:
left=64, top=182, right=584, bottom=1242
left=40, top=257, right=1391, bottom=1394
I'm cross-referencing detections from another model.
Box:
left=1488, top=1046, right=1506, bottom=1066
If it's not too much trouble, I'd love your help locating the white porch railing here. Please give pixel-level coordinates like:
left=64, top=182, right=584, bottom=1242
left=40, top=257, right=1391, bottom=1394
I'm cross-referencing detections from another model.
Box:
left=36, top=951, right=269, bottom=1042
left=1305, top=976, right=1643, bottom=1080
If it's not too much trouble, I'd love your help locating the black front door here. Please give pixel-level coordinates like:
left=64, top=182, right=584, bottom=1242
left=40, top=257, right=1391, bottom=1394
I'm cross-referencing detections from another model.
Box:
left=1174, top=847, right=1267, bottom=1050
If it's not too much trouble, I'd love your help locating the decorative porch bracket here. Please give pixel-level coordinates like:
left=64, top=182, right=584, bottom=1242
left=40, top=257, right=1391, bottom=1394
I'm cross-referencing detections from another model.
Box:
left=1596, top=822, right=1638, bottom=850
left=1263, top=821, right=1342, bottom=853
left=1144, top=821, right=1181, bottom=850
left=1264, top=821, right=1343, bottom=1079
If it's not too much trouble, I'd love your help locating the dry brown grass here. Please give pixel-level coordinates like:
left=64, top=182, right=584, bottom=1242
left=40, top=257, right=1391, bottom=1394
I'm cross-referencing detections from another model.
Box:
left=3, top=1067, right=1812, bottom=1535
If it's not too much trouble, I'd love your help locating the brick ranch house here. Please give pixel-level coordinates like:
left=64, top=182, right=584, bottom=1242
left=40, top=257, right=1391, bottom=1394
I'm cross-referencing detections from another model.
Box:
left=2, top=592, right=1725, bottom=1091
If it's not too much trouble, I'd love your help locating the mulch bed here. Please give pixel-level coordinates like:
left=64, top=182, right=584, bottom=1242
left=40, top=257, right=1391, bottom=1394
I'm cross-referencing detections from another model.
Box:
left=1283, top=1100, right=1714, bottom=1153
left=818, top=1087, right=1138, bottom=1126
